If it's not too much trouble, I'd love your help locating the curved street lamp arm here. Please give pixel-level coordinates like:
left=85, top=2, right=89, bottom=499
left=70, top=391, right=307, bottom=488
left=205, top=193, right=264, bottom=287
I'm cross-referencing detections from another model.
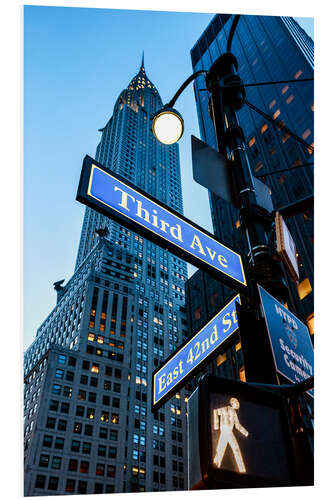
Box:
left=167, top=70, right=208, bottom=108
left=227, top=14, right=241, bottom=52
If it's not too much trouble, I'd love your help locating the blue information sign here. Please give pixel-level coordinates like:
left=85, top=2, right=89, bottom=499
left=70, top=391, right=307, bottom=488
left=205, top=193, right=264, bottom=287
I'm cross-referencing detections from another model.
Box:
left=258, top=285, right=314, bottom=397
left=153, top=294, right=241, bottom=409
left=76, top=156, right=247, bottom=291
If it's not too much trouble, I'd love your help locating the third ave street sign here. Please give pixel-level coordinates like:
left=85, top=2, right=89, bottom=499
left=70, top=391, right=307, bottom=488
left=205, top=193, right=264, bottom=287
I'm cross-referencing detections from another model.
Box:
left=77, top=156, right=247, bottom=291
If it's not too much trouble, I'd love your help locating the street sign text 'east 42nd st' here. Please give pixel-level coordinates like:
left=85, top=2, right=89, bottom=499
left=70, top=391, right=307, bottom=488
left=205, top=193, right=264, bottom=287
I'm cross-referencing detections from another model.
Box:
left=152, top=294, right=241, bottom=410
left=76, top=156, right=247, bottom=291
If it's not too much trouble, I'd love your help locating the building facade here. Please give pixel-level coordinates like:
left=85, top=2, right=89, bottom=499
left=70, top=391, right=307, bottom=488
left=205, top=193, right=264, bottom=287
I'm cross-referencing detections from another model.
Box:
left=24, top=58, right=189, bottom=496
left=185, top=15, right=314, bottom=382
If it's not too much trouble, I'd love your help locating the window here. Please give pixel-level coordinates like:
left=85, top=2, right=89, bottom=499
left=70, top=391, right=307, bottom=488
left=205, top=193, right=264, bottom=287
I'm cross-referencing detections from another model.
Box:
left=101, top=411, right=109, bottom=423
left=35, top=475, right=46, bottom=488
left=98, top=444, right=107, bottom=457
left=58, top=354, right=66, bottom=364
left=58, top=419, right=67, bottom=431
left=107, top=465, right=116, bottom=478
left=84, top=425, right=93, bottom=436
left=105, top=365, right=112, bottom=376
left=66, top=371, right=74, bottom=382
left=49, top=400, right=59, bottom=412
left=77, top=481, right=87, bottom=494
left=99, top=427, right=108, bottom=439
left=74, top=422, right=82, bottom=434
left=297, top=278, right=312, bottom=300
left=114, top=383, right=121, bottom=393
left=80, top=375, right=88, bottom=385
left=110, top=429, right=118, bottom=441
left=104, top=380, right=111, bottom=391
left=94, top=483, right=103, bottom=494
left=46, top=417, right=56, bottom=429
left=54, top=437, right=64, bottom=449
left=82, top=360, right=90, bottom=370
left=112, top=397, right=120, bottom=408
left=48, top=476, right=59, bottom=491
left=294, top=69, right=303, bottom=79
left=82, top=441, right=91, bottom=454
left=68, top=356, right=76, bottom=367
left=96, top=463, right=105, bottom=476
left=88, top=392, right=96, bottom=403
left=306, top=313, right=314, bottom=335
left=52, top=384, right=61, bottom=395
left=102, top=395, right=110, bottom=406
left=80, top=460, right=89, bottom=473
left=42, top=435, right=53, bottom=448
left=76, top=405, right=84, bottom=417
left=65, top=479, right=75, bottom=493
left=51, top=456, right=62, bottom=469
left=71, top=440, right=80, bottom=452
left=90, top=376, right=98, bottom=387
left=111, top=413, right=119, bottom=424
left=109, top=446, right=117, bottom=459
left=63, top=386, right=72, bottom=398
left=39, top=454, right=50, bottom=468
left=68, top=459, right=78, bottom=472
left=55, top=369, right=64, bottom=379
left=87, top=408, right=95, bottom=420
left=60, top=402, right=70, bottom=413
left=78, top=390, right=86, bottom=401
left=91, top=363, right=99, bottom=374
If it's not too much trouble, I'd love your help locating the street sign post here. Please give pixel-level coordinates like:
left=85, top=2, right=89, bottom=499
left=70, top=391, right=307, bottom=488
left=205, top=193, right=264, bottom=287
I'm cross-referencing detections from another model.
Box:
left=77, top=155, right=247, bottom=291
left=152, top=294, right=241, bottom=411
left=188, top=375, right=297, bottom=489
left=258, top=285, right=314, bottom=397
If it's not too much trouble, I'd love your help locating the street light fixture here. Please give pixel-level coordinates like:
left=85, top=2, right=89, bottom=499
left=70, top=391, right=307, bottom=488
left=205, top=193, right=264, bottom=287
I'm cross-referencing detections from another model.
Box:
left=152, top=106, right=184, bottom=145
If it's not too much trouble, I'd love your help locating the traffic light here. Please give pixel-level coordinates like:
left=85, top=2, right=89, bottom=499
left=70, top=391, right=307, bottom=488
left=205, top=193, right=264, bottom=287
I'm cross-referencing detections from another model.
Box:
left=188, top=375, right=297, bottom=489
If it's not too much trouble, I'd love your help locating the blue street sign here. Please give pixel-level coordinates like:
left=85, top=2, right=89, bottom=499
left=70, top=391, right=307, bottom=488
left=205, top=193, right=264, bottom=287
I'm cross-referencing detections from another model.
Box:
left=76, top=156, right=247, bottom=291
left=152, top=294, right=241, bottom=410
left=258, top=285, right=314, bottom=397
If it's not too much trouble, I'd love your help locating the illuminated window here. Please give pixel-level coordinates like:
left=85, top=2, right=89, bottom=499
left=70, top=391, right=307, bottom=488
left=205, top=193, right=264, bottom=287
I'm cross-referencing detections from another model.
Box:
left=286, top=94, right=294, bottom=104
left=100, top=312, right=106, bottom=320
left=216, top=353, right=226, bottom=367
left=273, top=109, right=280, bottom=120
left=194, top=307, right=202, bottom=320
left=101, top=411, right=109, bottom=423
left=297, top=278, right=312, bottom=300
left=306, top=313, right=314, bottom=335
left=99, top=324, right=105, bottom=332
left=282, top=132, right=290, bottom=143
left=97, top=336, right=104, bottom=344
left=281, top=85, right=289, bottom=94
left=90, top=309, right=96, bottom=317
left=88, top=333, right=94, bottom=342
left=260, top=123, right=268, bottom=134
left=91, top=364, right=99, bottom=374
left=239, top=366, right=246, bottom=382
left=302, top=129, right=311, bottom=140
left=294, top=69, right=303, bottom=79
left=255, top=162, right=263, bottom=172
left=235, top=342, right=242, bottom=352
left=235, top=220, right=240, bottom=229
left=248, top=137, right=256, bottom=147
left=269, top=99, right=276, bottom=109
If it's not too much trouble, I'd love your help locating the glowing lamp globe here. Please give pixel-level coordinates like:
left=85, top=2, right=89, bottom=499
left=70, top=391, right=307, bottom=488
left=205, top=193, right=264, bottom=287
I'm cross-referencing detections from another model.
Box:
left=152, top=107, right=184, bottom=145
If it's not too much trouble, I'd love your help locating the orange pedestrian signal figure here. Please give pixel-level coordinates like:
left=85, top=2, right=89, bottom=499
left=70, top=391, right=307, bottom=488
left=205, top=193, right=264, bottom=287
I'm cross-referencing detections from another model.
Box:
left=213, top=397, right=249, bottom=473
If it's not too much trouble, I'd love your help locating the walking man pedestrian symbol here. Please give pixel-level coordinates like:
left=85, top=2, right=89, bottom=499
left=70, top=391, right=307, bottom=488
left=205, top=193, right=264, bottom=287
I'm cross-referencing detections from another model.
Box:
left=213, top=397, right=249, bottom=473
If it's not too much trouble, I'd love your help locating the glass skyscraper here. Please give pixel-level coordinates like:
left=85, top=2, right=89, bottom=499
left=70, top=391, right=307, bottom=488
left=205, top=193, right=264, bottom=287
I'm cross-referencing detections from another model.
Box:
left=186, top=15, right=314, bottom=361
left=24, top=57, right=189, bottom=496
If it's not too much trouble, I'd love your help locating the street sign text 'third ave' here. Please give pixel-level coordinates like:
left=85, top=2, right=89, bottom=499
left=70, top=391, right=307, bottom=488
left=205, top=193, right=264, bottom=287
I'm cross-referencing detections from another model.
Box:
left=76, top=156, right=247, bottom=291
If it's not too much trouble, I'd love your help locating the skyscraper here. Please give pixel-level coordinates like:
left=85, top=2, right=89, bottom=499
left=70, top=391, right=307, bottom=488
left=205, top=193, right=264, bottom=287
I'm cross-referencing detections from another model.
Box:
left=186, top=15, right=314, bottom=381
left=24, top=57, right=189, bottom=496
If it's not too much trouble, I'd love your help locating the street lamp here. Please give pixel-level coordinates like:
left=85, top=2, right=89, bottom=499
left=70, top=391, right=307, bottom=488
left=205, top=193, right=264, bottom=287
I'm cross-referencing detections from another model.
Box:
left=152, top=106, right=184, bottom=145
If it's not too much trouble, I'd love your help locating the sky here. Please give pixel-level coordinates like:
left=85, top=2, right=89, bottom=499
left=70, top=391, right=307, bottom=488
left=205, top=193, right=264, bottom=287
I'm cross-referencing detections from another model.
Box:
left=23, top=3, right=314, bottom=351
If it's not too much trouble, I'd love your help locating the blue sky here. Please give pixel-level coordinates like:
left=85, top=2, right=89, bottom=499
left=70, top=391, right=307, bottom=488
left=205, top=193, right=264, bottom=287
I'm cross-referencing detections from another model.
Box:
left=24, top=4, right=313, bottom=350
